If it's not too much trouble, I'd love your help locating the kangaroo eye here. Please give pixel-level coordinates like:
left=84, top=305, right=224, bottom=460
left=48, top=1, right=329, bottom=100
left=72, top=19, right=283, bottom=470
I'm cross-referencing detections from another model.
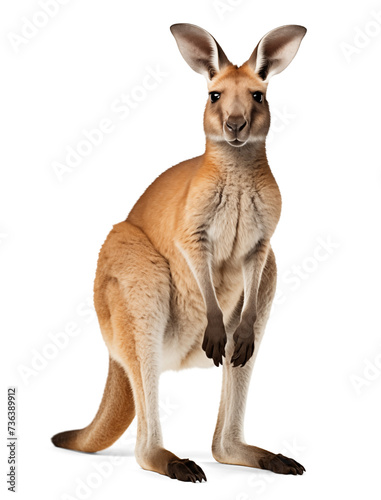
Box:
left=252, top=91, right=263, bottom=103
left=209, top=92, right=221, bottom=103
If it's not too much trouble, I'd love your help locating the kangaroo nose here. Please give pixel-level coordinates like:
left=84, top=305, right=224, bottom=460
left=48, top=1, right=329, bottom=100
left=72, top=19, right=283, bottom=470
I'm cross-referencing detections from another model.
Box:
left=226, top=117, right=247, bottom=133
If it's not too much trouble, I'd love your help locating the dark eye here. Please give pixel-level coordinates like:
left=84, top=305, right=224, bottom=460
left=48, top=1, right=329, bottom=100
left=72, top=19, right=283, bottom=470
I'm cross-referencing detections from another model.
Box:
left=209, top=92, right=221, bottom=103
left=252, top=91, right=263, bottom=103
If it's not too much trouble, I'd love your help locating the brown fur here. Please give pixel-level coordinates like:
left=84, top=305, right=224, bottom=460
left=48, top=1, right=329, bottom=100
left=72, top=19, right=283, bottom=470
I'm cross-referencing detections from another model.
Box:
left=52, top=357, right=135, bottom=452
left=52, top=23, right=306, bottom=482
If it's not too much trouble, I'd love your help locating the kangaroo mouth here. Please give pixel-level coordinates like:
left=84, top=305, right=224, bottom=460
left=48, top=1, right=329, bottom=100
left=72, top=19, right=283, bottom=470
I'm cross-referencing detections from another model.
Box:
left=227, top=139, right=247, bottom=147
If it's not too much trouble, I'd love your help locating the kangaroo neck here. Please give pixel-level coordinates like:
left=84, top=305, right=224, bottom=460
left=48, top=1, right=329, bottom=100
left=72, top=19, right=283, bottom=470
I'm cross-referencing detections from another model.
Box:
left=202, top=139, right=269, bottom=176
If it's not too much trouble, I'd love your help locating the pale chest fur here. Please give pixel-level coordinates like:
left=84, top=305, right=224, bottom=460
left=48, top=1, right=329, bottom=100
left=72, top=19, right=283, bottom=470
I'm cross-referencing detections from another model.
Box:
left=203, top=168, right=280, bottom=266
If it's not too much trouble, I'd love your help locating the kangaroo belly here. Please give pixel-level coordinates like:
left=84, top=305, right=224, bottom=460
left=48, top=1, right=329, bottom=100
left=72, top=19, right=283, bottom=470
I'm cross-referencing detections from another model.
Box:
left=161, top=260, right=244, bottom=372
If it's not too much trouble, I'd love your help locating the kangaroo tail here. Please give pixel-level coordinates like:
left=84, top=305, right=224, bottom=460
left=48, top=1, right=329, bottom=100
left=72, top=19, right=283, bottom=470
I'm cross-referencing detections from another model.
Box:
left=51, top=357, right=135, bottom=452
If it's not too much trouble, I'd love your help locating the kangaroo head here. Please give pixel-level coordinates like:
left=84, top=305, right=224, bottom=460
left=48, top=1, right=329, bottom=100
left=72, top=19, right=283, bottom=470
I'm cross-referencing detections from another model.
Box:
left=171, top=24, right=306, bottom=148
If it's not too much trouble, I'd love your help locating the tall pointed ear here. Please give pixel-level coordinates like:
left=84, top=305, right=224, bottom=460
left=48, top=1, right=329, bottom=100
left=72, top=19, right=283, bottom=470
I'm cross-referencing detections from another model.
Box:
left=170, top=23, right=231, bottom=81
left=247, top=25, right=307, bottom=81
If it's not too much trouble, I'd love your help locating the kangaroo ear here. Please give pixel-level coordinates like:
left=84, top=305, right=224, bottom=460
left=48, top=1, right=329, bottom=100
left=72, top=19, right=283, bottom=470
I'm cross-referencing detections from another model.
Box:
left=247, top=25, right=306, bottom=81
left=170, top=23, right=231, bottom=81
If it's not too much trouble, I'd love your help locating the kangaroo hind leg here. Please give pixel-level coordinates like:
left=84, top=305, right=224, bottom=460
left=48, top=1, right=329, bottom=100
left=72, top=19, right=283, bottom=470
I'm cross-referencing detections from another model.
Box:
left=212, top=248, right=305, bottom=475
left=101, top=221, right=206, bottom=482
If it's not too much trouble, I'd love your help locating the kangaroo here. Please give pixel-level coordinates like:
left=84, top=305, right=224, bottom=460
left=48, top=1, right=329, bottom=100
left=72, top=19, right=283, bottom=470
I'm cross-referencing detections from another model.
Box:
left=52, top=23, right=307, bottom=482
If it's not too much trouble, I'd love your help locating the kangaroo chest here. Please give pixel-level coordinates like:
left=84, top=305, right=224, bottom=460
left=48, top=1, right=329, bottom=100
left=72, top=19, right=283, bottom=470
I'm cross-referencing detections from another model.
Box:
left=206, top=173, right=278, bottom=265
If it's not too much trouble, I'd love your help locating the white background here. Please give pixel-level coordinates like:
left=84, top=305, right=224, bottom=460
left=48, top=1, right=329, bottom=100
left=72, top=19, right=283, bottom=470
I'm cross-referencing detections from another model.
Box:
left=1, top=0, right=381, bottom=499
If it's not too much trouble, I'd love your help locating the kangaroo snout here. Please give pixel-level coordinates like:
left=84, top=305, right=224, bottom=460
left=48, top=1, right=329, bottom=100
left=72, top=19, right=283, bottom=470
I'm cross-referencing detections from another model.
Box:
left=224, top=115, right=249, bottom=145
left=226, top=116, right=247, bottom=132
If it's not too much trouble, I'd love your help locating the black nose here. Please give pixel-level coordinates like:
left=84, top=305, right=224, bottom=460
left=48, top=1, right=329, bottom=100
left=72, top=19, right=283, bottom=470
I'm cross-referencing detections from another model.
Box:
left=226, top=117, right=247, bottom=133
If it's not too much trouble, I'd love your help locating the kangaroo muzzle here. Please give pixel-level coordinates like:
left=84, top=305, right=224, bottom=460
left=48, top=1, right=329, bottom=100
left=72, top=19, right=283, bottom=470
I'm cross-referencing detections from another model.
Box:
left=224, top=115, right=250, bottom=146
